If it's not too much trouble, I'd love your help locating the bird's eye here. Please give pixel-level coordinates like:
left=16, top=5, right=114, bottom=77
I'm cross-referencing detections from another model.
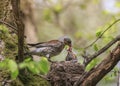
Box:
left=67, top=40, right=71, bottom=44
left=64, top=38, right=71, bottom=44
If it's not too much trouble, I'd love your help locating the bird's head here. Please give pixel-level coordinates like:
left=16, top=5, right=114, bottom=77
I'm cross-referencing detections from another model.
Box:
left=64, top=37, right=72, bottom=47
left=59, top=36, right=72, bottom=50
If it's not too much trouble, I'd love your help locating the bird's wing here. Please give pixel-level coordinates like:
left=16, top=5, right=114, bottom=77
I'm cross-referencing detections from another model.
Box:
left=27, top=40, right=62, bottom=48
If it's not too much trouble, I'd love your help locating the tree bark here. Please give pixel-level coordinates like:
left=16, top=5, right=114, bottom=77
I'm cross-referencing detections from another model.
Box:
left=0, top=0, right=50, bottom=85
left=11, top=0, right=25, bottom=62
left=74, top=42, right=120, bottom=86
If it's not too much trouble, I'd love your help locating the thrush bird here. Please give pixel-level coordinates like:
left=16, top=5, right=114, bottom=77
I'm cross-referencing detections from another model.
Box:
left=65, top=48, right=77, bottom=62
left=25, top=36, right=72, bottom=62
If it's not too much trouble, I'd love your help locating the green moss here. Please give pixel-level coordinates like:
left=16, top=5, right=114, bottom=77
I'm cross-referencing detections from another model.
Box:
left=0, top=25, right=17, bottom=59
left=0, top=25, right=51, bottom=86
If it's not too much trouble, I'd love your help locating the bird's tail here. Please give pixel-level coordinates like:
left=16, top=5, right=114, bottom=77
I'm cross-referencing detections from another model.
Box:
left=27, top=43, right=42, bottom=47
left=27, top=43, right=36, bottom=46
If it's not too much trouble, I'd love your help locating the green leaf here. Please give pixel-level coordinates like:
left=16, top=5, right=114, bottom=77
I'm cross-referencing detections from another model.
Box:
left=11, top=70, right=19, bottom=80
left=19, top=62, right=27, bottom=69
left=96, top=29, right=102, bottom=37
left=24, top=58, right=32, bottom=62
left=27, top=61, right=40, bottom=74
left=8, top=60, right=19, bottom=79
left=0, top=25, right=9, bottom=33
left=54, top=4, right=62, bottom=13
left=39, top=57, right=50, bottom=74
left=93, top=44, right=98, bottom=51
left=86, top=58, right=100, bottom=71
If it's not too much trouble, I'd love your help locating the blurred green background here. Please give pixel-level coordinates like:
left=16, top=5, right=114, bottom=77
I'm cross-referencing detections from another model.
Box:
left=22, top=0, right=120, bottom=86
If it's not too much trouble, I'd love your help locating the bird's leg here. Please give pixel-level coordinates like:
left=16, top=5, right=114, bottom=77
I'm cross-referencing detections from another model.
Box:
left=46, top=54, right=57, bottom=63
left=48, top=58, right=54, bottom=63
left=48, top=58, right=57, bottom=63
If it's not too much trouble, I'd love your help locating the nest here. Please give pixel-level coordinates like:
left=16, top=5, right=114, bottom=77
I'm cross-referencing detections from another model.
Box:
left=47, top=61, right=85, bottom=86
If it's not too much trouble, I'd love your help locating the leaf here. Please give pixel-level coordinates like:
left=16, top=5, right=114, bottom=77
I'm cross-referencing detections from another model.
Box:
left=8, top=60, right=19, bottom=79
left=11, top=70, right=19, bottom=80
left=54, top=3, right=62, bottom=13
left=39, top=57, right=50, bottom=74
left=93, top=44, right=98, bottom=51
left=0, top=25, right=9, bottom=33
left=96, top=29, right=102, bottom=37
left=19, top=62, right=27, bottom=69
left=24, top=58, right=32, bottom=62
left=86, top=58, right=100, bottom=71
left=27, top=61, right=40, bottom=74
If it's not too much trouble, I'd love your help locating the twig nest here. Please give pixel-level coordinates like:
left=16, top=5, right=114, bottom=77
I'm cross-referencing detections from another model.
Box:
left=47, top=61, right=85, bottom=86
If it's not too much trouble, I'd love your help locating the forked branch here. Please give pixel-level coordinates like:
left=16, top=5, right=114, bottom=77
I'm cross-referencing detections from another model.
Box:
left=74, top=42, right=120, bottom=86
left=84, top=35, right=120, bottom=67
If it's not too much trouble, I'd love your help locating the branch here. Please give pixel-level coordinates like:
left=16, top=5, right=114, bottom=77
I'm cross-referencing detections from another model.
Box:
left=85, top=19, right=120, bottom=49
left=11, top=0, right=25, bottom=62
left=74, top=42, right=120, bottom=86
left=0, top=20, right=27, bottom=39
left=0, top=20, right=17, bottom=32
left=84, top=35, right=120, bottom=67
left=84, top=35, right=120, bottom=66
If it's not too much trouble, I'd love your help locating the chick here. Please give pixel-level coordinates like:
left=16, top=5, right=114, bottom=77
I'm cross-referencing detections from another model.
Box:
left=66, top=47, right=77, bottom=62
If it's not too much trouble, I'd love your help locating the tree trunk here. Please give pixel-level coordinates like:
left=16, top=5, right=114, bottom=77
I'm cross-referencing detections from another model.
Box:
left=0, top=0, right=50, bottom=85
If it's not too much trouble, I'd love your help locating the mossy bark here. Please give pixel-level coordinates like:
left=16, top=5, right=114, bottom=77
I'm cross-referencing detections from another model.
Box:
left=0, top=0, right=50, bottom=85
left=0, top=26, right=50, bottom=86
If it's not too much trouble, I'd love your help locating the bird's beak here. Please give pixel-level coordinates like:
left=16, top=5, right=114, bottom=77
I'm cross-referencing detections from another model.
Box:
left=68, top=43, right=72, bottom=47
left=67, top=44, right=72, bottom=51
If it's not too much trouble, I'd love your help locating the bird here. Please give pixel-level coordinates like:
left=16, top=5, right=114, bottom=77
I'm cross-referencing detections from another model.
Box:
left=65, top=47, right=77, bottom=62
left=25, top=36, right=72, bottom=62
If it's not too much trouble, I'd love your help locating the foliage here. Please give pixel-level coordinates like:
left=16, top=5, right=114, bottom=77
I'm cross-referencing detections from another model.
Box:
left=0, top=25, right=49, bottom=86
left=86, top=58, right=100, bottom=71
left=0, top=57, right=50, bottom=80
left=85, top=19, right=119, bottom=84
left=0, top=59, right=18, bottom=80
left=19, top=57, right=50, bottom=75
left=1, top=0, right=120, bottom=85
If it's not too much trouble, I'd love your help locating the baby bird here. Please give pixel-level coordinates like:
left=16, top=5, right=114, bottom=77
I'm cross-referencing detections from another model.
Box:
left=66, top=47, right=77, bottom=62
left=25, top=36, right=72, bottom=62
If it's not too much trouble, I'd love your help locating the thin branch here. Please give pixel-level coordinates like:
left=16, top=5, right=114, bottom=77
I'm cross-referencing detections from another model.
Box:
left=84, top=35, right=120, bottom=67
left=85, top=19, right=120, bottom=49
left=74, top=43, right=120, bottom=86
left=0, top=20, right=27, bottom=39
left=0, top=20, right=17, bottom=31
